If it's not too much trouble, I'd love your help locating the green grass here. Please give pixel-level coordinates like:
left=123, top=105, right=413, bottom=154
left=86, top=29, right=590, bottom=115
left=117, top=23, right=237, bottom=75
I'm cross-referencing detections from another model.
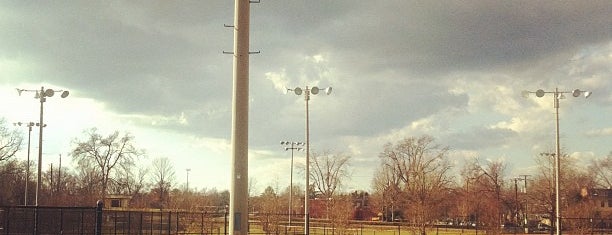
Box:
left=308, top=226, right=484, bottom=235
left=248, top=222, right=488, bottom=235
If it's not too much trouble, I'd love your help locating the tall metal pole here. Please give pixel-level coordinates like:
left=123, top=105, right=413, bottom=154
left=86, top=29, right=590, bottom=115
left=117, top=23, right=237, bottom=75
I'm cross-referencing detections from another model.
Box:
left=554, top=88, right=561, bottom=235
left=18, top=86, right=68, bottom=235
left=522, top=87, right=591, bottom=235
left=515, top=178, right=519, bottom=224
left=186, top=168, right=191, bottom=192
left=286, top=86, right=331, bottom=234
left=36, top=86, right=45, bottom=206
left=58, top=154, right=62, bottom=192
left=281, top=141, right=303, bottom=228
left=520, top=174, right=530, bottom=233
left=25, top=124, right=32, bottom=205
left=304, top=87, right=311, bottom=235
left=230, top=0, right=250, bottom=234
left=289, top=147, right=294, bottom=226
left=288, top=143, right=297, bottom=227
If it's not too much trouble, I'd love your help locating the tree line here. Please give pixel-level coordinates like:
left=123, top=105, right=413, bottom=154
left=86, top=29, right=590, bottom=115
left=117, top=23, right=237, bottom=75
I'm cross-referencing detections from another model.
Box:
left=1, top=118, right=611, bottom=234
left=0, top=120, right=229, bottom=209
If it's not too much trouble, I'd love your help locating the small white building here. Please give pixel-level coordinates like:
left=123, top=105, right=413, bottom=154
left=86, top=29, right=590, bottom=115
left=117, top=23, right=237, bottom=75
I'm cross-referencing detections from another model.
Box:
left=104, top=195, right=132, bottom=209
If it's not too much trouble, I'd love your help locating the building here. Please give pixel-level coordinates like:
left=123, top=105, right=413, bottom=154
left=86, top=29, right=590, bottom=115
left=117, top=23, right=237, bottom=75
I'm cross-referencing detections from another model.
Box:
left=103, top=195, right=132, bottom=209
left=590, top=188, right=612, bottom=229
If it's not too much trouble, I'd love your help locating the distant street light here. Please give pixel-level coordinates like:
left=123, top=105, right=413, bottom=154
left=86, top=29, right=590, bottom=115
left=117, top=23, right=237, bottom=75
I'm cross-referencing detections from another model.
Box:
left=286, top=86, right=332, bottom=235
left=186, top=168, right=191, bottom=192
left=513, top=177, right=525, bottom=229
left=13, top=121, right=45, bottom=206
left=519, top=174, right=530, bottom=233
left=522, top=88, right=591, bottom=235
left=281, top=141, right=304, bottom=227
left=17, top=87, right=69, bottom=206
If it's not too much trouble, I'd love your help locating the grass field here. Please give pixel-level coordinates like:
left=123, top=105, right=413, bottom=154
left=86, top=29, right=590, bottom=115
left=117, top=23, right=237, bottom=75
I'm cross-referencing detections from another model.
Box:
left=248, top=223, right=487, bottom=235
left=309, top=226, right=483, bottom=235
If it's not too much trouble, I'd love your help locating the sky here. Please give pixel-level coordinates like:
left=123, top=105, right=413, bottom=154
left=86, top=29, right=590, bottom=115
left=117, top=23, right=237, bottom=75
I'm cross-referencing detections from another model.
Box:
left=1, top=1, right=611, bottom=194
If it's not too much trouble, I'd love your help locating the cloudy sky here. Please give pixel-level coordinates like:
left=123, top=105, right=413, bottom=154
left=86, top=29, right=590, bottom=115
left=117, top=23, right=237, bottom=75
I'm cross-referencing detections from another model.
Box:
left=1, top=1, right=610, bottom=194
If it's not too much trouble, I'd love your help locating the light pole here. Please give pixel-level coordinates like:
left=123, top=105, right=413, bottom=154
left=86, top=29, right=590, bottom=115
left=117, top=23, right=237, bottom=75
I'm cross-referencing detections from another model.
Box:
left=513, top=177, right=525, bottom=228
left=519, top=174, right=530, bottom=233
left=286, top=86, right=332, bottom=235
left=186, top=168, right=191, bottom=192
left=17, top=87, right=69, bottom=206
left=13, top=121, right=45, bottom=206
left=522, top=88, right=591, bottom=235
left=281, top=141, right=304, bottom=227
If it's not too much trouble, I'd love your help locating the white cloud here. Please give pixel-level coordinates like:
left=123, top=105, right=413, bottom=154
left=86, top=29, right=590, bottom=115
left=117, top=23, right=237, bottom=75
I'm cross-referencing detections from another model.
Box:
left=585, top=128, right=612, bottom=137
left=264, top=69, right=288, bottom=92
left=2, top=1, right=611, bottom=192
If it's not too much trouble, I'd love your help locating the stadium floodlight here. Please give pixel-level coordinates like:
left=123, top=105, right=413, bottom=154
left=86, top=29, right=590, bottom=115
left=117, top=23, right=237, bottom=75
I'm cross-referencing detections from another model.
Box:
left=285, top=85, right=332, bottom=235
left=522, top=87, right=591, bottom=235
left=17, top=87, right=69, bottom=206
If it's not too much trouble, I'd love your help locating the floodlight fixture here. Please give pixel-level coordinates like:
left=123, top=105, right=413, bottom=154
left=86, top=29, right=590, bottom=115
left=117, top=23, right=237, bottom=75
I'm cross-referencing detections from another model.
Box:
left=44, top=89, right=54, bottom=97
left=286, top=86, right=332, bottom=99
left=325, top=87, right=333, bottom=95
left=294, top=87, right=302, bottom=95
left=557, top=93, right=565, bottom=100
left=311, top=86, right=319, bottom=95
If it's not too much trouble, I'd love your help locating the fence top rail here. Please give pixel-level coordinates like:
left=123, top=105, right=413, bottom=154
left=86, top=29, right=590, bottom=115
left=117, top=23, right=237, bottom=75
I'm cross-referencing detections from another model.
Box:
left=1, top=205, right=97, bottom=210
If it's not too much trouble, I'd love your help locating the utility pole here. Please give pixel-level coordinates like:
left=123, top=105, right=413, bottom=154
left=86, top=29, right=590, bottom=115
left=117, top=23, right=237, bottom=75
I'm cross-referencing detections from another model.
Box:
left=227, top=1, right=259, bottom=234
left=519, top=175, right=530, bottom=233
left=229, top=0, right=250, bottom=231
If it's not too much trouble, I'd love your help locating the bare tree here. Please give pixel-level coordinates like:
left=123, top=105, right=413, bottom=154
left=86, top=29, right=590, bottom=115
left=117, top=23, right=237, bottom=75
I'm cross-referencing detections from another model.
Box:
left=0, top=159, right=24, bottom=205
left=258, top=186, right=283, bottom=234
left=110, top=163, right=149, bottom=196
left=248, top=176, right=258, bottom=197
left=73, top=159, right=102, bottom=203
left=529, top=151, right=588, bottom=232
left=329, top=194, right=353, bottom=233
left=0, top=119, right=22, bottom=163
left=378, top=135, right=453, bottom=235
left=371, top=161, right=402, bottom=221
left=464, top=158, right=507, bottom=234
left=310, top=150, right=350, bottom=220
left=589, top=152, right=611, bottom=188
left=310, top=151, right=350, bottom=199
left=71, top=128, right=142, bottom=199
left=531, top=151, right=602, bottom=232
left=150, top=157, right=175, bottom=208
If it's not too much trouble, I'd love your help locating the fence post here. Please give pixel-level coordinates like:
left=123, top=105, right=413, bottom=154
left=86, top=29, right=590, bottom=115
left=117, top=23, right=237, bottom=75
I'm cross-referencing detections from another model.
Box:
left=200, top=212, right=204, bottom=235
left=224, top=210, right=228, bottom=235
left=2, top=207, right=10, bottom=235
left=34, top=206, right=39, bottom=235
left=95, top=200, right=104, bottom=235
left=167, top=211, right=171, bottom=235
left=397, top=223, right=400, bottom=235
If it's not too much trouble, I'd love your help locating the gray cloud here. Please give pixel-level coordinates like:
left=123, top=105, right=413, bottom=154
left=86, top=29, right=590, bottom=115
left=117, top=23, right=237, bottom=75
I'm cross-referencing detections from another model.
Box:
left=1, top=0, right=610, bottom=190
